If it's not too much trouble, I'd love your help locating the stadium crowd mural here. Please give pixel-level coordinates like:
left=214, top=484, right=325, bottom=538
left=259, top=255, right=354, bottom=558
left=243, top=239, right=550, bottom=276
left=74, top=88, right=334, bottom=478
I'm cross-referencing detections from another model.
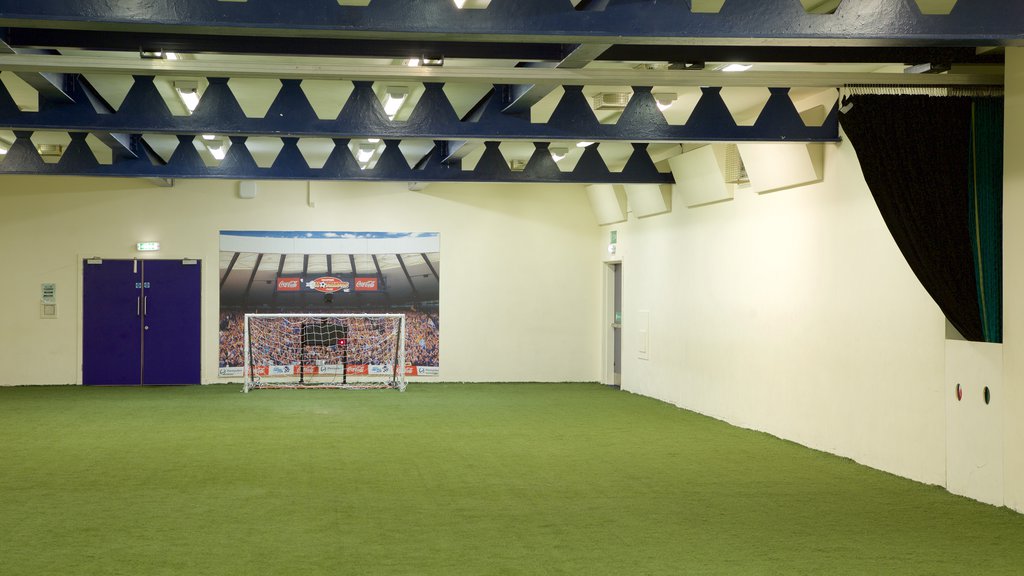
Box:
left=219, top=231, right=440, bottom=377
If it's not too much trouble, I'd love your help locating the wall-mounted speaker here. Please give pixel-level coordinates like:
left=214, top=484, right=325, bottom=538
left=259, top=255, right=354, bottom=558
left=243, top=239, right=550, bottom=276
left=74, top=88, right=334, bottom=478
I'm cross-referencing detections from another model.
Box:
left=585, top=184, right=628, bottom=225
left=736, top=143, right=824, bottom=195
left=624, top=184, right=671, bottom=218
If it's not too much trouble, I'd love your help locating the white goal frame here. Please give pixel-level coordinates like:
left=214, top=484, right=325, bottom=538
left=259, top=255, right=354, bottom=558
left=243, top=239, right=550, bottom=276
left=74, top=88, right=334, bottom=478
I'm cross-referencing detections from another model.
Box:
left=243, top=313, right=407, bottom=393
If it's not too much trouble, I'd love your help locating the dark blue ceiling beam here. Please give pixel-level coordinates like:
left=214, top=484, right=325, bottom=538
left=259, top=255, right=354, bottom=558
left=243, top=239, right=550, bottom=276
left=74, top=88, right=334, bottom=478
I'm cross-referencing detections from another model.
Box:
left=0, top=0, right=1018, bottom=46
left=0, top=133, right=674, bottom=184
left=0, top=78, right=840, bottom=143
left=1, top=37, right=137, bottom=158
left=0, top=38, right=72, bottom=103
left=503, top=44, right=612, bottom=115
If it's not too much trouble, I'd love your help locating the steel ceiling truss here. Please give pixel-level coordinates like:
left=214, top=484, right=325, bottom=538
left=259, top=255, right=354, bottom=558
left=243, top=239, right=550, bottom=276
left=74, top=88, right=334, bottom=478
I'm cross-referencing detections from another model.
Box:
left=0, top=76, right=838, bottom=142
left=0, top=0, right=1018, bottom=46
left=0, top=132, right=673, bottom=184
left=0, top=72, right=834, bottom=182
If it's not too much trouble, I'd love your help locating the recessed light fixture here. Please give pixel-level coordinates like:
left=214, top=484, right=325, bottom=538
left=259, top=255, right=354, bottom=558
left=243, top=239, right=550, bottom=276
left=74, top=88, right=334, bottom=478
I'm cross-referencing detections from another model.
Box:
left=201, top=134, right=216, bottom=141
left=576, top=141, right=595, bottom=148
left=653, top=92, right=677, bottom=111
left=549, top=146, right=569, bottom=162
left=721, top=63, right=753, bottom=73
left=367, top=138, right=381, bottom=143
left=421, top=56, right=444, bottom=67
left=164, top=52, right=180, bottom=61
left=36, top=144, right=63, bottom=157
left=207, top=141, right=227, bottom=160
left=356, top=143, right=376, bottom=163
left=592, top=92, right=631, bottom=110
left=174, top=81, right=201, bottom=113
left=382, top=86, right=409, bottom=119
left=405, top=58, right=420, bottom=67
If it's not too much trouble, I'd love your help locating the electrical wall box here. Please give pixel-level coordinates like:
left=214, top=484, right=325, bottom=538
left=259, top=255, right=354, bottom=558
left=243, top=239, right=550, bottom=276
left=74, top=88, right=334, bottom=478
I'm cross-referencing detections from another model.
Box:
left=40, top=283, right=57, bottom=319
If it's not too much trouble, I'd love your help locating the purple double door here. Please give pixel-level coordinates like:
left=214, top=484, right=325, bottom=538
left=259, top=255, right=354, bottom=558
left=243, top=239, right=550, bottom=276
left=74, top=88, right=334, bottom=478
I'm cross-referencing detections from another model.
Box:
left=82, top=259, right=201, bottom=385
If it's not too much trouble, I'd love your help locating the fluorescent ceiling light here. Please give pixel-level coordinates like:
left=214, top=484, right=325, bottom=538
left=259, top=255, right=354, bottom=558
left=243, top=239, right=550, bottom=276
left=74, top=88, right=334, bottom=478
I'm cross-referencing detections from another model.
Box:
left=174, top=81, right=200, bottom=113
left=201, top=134, right=216, bottom=141
left=592, top=92, right=631, bottom=110
left=356, top=144, right=376, bottom=163
left=653, top=92, right=677, bottom=111
left=37, top=144, right=62, bottom=157
left=550, top=146, right=569, bottom=162
left=367, top=138, right=381, bottom=143
left=454, top=0, right=467, bottom=7
left=405, top=58, right=420, bottom=67
left=165, top=52, right=180, bottom=61
left=721, top=63, right=752, bottom=72
left=207, top=140, right=227, bottom=160
left=576, top=141, right=595, bottom=148
left=382, top=87, right=409, bottom=119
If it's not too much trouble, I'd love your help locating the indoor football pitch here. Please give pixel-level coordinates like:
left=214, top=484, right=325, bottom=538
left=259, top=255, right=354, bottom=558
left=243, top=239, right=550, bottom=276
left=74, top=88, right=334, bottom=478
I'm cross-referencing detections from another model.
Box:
left=1, top=383, right=1022, bottom=575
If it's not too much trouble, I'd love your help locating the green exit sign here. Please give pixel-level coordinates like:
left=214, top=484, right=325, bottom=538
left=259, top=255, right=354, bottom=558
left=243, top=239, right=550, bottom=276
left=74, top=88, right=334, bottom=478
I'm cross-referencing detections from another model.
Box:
left=136, top=242, right=161, bottom=252
left=610, top=230, right=617, bottom=244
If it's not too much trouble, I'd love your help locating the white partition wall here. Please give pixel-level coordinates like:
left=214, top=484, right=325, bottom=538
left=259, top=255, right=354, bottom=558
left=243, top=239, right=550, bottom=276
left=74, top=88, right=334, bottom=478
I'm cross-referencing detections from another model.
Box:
left=609, top=136, right=948, bottom=486
left=0, top=179, right=601, bottom=385
left=1002, top=47, right=1024, bottom=513
left=945, top=340, right=1003, bottom=506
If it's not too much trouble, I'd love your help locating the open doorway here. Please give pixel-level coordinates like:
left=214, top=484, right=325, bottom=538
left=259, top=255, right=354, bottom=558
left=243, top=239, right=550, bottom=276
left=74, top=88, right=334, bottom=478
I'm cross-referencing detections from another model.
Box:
left=604, top=262, right=622, bottom=386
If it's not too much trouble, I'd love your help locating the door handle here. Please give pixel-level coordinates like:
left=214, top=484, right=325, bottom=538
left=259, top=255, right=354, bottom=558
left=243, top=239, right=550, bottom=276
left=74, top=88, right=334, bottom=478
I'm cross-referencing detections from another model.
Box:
left=144, top=296, right=148, bottom=316
left=137, top=297, right=141, bottom=316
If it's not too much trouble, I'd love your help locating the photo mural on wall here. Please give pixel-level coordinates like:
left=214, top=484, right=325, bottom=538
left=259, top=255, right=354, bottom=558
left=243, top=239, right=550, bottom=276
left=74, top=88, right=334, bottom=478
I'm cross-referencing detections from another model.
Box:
left=218, top=231, right=440, bottom=377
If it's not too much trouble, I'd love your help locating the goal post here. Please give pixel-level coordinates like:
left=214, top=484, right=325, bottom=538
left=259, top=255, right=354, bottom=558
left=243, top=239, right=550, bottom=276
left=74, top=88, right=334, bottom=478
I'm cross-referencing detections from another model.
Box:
left=243, top=313, right=407, bottom=392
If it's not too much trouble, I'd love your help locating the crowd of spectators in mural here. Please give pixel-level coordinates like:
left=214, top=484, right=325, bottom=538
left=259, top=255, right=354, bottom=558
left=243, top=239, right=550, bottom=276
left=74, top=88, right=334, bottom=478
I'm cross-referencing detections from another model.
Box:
left=219, top=307, right=439, bottom=368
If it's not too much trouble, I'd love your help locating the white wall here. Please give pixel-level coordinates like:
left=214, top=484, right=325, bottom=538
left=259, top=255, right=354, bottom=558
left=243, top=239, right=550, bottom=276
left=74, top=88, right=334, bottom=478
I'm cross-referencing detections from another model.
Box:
left=605, top=138, right=948, bottom=485
left=1002, top=48, right=1024, bottom=514
left=0, top=178, right=602, bottom=385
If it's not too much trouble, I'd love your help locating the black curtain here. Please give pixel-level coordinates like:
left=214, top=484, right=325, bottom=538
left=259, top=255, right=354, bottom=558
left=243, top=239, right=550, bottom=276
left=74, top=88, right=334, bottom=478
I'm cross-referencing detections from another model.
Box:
left=839, top=95, right=983, bottom=341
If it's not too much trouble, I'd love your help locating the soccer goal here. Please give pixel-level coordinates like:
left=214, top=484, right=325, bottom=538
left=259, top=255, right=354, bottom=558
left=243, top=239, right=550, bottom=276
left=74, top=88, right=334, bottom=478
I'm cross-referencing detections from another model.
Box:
left=243, top=313, right=406, bottom=392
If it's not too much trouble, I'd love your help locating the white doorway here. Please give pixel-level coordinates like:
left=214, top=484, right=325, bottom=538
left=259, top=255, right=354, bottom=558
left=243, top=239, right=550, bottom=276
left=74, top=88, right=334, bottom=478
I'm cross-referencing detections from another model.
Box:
left=603, top=262, right=622, bottom=386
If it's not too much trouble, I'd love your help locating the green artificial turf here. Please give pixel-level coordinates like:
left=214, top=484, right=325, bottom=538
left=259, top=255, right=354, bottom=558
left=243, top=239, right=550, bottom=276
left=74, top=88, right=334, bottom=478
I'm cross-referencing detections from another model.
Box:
left=1, top=383, right=1022, bottom=575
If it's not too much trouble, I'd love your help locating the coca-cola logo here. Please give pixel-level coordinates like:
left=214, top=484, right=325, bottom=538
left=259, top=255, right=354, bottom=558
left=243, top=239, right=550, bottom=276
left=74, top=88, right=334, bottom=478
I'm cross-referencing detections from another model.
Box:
left=306, top=276, right=351, bottom=294
left=276, top=277, right=301, bottom=292
left=354, top=277, right=378, bottom=291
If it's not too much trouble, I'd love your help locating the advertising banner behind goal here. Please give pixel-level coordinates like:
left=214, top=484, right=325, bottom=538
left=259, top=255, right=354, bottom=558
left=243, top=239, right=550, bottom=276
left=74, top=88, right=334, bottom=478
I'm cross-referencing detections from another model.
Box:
left=218, top=231, right=439, bottom=380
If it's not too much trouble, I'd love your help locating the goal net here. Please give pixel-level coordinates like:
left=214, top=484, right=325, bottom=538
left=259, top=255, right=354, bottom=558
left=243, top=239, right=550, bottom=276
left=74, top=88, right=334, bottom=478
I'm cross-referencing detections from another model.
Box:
left=243, top=313, right=406, bottom=392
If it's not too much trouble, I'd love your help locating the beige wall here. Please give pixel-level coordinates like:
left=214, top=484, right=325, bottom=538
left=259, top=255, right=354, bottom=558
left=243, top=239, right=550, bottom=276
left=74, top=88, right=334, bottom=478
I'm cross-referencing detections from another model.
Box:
left=605, top=139, right=949, bottom=486
left=1003, top=48, right=1024, bottom=513
left=0, top=178, right=602, bottom=385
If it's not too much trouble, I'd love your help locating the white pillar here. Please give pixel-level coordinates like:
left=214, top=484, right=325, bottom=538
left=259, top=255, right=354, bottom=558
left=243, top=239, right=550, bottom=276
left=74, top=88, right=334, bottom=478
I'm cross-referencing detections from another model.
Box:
left=1002, top=48, right=1024, bottom=513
